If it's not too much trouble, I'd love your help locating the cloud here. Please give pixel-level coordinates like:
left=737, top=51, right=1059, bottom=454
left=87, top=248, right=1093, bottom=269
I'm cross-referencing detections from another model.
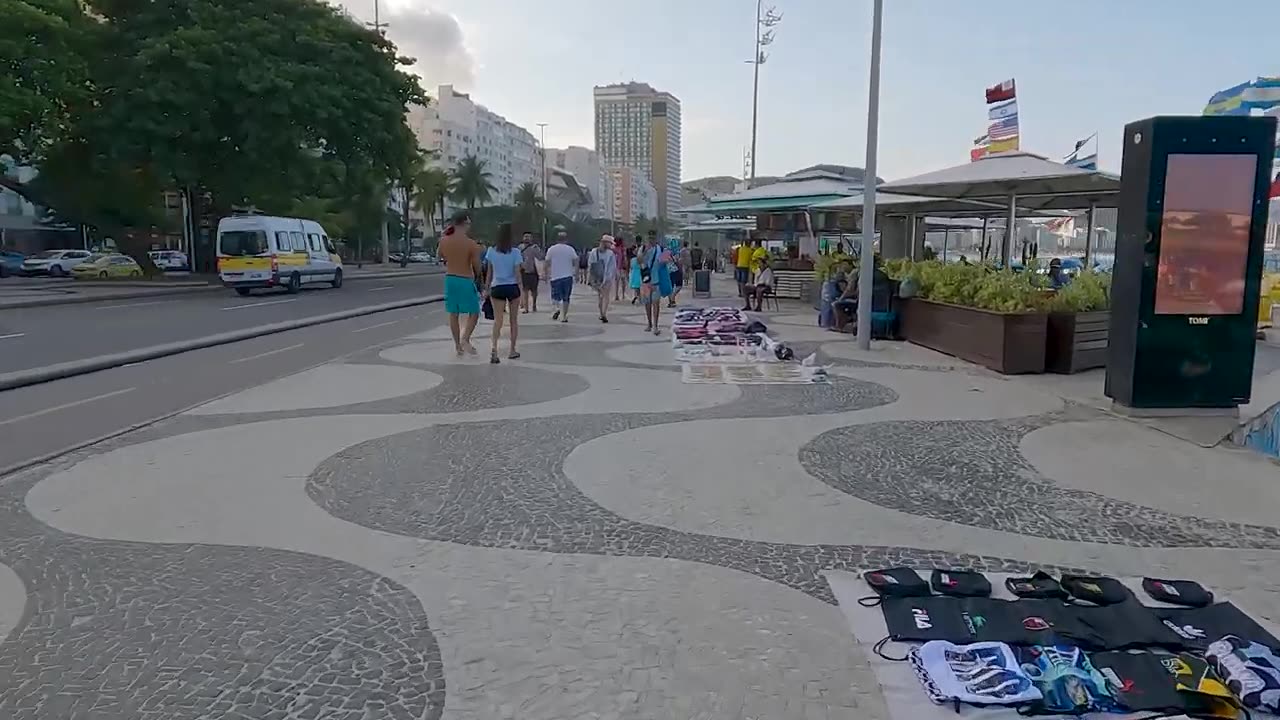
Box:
left=385, top=7, right=477, bottom=90
left=335, top=2, right=477, bottom=90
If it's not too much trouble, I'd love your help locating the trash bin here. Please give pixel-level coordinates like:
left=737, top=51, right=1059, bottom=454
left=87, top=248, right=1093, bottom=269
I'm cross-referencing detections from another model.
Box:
left=693, top=269, right=712, bottom=298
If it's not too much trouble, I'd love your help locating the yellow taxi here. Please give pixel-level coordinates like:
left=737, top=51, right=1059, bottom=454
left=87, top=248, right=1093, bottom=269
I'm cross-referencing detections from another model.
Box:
left=71, top=253, right=144, bottom=279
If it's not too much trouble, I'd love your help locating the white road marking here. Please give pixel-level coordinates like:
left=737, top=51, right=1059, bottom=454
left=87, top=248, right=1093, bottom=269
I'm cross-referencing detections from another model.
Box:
left=0, top=333, right=24, bottom=341
left=221, top=298, right=297, bottom=311
left=95, top=300, right=166, bottom=310
left=0, top=387, right=137, bottom=427
left=353, top=320, right=400, bottom=333
left=230, top=343, right=305, bottom=364
left=365, top=285, right=396, bottom=292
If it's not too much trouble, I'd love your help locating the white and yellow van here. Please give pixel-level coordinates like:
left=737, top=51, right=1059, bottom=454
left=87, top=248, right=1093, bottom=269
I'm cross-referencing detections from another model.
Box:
left=216, top=215, right=343, bottom=296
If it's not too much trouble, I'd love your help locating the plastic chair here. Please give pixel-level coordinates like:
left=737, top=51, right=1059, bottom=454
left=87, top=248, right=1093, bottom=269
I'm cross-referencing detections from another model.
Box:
left=759, top=286, right=780, bottom=312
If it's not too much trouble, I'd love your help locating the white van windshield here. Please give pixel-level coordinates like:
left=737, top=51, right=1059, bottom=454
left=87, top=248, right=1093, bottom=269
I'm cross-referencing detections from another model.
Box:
left=219, top=230, right=269, bottom=256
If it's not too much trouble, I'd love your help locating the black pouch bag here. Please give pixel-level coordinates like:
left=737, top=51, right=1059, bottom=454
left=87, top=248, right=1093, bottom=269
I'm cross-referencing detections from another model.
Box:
left=863, top=567, right=930, bottom=599
left=1061, top=574, right=1132, bottom=605
left=1143, top=577, right=1214, bottom=608
left=1089, top=651, right=1191, bottom=714
left=931, top=569, right=992, bottom=597
left=1005, top=571, right=1066, bottom=600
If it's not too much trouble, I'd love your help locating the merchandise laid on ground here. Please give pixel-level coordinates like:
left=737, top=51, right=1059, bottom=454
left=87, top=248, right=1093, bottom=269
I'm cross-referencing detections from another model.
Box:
left=827, top=570, right=1280, bottom=719
left=671, top=306, right=828, bottom=384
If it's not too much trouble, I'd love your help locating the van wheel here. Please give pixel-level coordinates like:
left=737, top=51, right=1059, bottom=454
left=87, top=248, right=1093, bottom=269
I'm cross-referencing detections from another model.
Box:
left=49, top=265, right=65, bottom=278
left=99, top=271, right=109, bottom=279
left=236, top=287, right=252, bottom=297
left=331, top=269, right=343, bottom=289
left=287, top=272, right=302, bottom=294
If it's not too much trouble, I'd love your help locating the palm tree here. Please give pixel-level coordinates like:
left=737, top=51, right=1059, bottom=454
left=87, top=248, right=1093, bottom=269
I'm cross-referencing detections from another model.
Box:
left=413, top=166, right=453, bottom=239
left=513, top=181, right=544, bottom=236
left=450, top=155, right=496, bottom=210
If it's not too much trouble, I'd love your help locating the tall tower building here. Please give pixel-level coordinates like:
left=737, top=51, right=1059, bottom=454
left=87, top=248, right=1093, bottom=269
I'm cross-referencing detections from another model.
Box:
left=593, top=82, right=682, bottom=221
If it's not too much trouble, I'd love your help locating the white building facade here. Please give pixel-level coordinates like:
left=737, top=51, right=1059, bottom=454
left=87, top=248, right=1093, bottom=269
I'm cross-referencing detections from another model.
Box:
left=546, top=146, right=613, bottom=221
left=408, top=85, right=541, bottom=209
left=593, top=82, right=682, bottom=221
left=608, top=167, right=658, bottom=226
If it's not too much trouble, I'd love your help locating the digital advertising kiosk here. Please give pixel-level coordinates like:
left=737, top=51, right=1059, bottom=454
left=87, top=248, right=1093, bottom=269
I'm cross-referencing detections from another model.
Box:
left=1106, top=115, right=1277, bottom=411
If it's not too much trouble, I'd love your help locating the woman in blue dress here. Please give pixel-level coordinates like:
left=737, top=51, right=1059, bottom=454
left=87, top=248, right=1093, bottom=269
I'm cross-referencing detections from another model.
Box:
left=628, top=236, right=643, bottom=303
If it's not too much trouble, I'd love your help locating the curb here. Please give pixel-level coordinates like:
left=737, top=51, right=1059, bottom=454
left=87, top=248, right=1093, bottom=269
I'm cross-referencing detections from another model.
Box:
left=0, top=269, right=443, bottom=309
left=0, top=296, right=442, bottom=391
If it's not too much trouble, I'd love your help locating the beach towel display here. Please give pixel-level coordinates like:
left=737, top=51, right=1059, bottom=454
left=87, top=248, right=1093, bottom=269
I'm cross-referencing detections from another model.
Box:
left=1016, top=645, right=1122, bottom=714
left=826, top=569, right=1280, bottom=720
left=1206, top=634, right=1280, bottom=713
left=908, top=641, right=1042, bottom=707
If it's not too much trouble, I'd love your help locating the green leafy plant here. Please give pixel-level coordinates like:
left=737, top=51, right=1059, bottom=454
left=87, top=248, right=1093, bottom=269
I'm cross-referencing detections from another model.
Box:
left=815, top=252, right=854, bottom=280
left=1046, top=271, right=1111, bottom=313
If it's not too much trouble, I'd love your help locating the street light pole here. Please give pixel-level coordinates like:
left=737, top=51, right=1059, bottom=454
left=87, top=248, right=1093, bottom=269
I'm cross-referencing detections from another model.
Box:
left=747, top=2, right=780, bottom=183
left=537, top=122, right=548, bottom=243
left=855, top=0, right=884, bottom=351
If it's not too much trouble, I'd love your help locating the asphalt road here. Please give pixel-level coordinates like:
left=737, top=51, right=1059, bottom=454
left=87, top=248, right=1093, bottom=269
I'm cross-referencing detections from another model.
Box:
left=0, top=272, right=443, bottom=374
left=0, top=303, right=444, bottom=474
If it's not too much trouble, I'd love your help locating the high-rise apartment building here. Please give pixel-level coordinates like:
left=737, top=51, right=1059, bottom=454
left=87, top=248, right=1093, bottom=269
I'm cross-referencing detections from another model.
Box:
left=408, top=85, right=541, bottom=209
left=608, top=167, right=658, bottom=226
left=545, top=146, right=613, bottom=221
left=593, top=82, right=682, bottom=220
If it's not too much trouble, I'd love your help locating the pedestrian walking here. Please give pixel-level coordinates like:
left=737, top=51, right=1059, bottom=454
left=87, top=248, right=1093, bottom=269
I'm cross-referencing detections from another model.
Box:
left=613, top=237, right=627, bottom=302
left=628, top=236, right=643, bottom=304
left=576, top=245, right=589, bottom=284
left=482, top=222, right=524, bottom=363
left=667, top=239, right=685, bottom=308
left=518, top=231, right=543, bottom=314
left=588, top=234, right=618, bottom=323
left=638, top=231, right=666, bottom=335
left=438, top=210, right=482, bottom=357
left=544, top=227, right=577, bottom=323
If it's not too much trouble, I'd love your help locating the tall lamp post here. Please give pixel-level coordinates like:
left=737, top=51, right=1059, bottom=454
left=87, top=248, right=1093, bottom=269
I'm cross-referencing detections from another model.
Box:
left=746, top=2, right=782, bottom=182
left=537, top=122, right=549, bottom=243
left=855, top=0, right=884, bottom=351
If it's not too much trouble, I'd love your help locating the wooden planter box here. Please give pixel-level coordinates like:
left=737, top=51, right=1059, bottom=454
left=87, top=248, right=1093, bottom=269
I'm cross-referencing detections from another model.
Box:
left=1045, top=310, right=1110, bottom=374
left=900, top=298, right=1047, bottom=374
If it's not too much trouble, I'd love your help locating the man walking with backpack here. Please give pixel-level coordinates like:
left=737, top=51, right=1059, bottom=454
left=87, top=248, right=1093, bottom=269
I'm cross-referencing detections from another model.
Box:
left=588, top=235, right=618, bottom=323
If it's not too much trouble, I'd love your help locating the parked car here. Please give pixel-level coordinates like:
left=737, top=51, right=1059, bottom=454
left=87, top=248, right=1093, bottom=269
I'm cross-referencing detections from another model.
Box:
left=20, top=249, right=93, bottom=277
left=148, top=250, right=189, bottom=271
left=0, top=250, right=23, bottom=278
left=408, top=252, right=436, bottom=263
left=71, top=253, right=143, bottom=279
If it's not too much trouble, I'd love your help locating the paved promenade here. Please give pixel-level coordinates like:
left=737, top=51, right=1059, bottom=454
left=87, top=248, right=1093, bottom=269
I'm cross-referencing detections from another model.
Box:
left=3, top=286, right=1280, bottom=719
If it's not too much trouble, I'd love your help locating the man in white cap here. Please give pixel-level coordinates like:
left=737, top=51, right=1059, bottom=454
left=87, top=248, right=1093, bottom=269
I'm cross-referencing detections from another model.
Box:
left=587, top=234, right=619, bottom=323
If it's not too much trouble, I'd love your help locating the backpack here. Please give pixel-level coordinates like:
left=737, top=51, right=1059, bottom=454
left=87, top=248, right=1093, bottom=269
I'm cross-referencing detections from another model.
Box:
left=588, top=249, right=608, bottom=287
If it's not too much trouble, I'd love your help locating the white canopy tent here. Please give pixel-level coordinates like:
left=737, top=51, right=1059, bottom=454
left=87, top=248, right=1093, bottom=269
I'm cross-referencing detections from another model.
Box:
left=880, top=152, right=1121, bottom=265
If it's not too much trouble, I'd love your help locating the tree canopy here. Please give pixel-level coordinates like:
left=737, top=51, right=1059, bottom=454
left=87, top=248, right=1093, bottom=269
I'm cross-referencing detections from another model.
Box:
left=450, top=155, right=496, bottom=210
left=1, top=0, right=427, bottom=258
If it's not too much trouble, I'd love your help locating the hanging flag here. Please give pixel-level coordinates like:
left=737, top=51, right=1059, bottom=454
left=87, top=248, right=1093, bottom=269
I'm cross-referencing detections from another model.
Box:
left=1204, top=81, right=1252, bottom=116
left=988, top=137, right=1019, bottom=154
left=1244, top=77, right=1280, bottom=109
left=988, top=99, right=1018, bottom=120
left=1065, top=133, right=1099, bottom=170
left=971, top=134, right=989, bottom=162
left=985, top=79, right=1016, bottom=104
left=989, top=115, right=1019, bottom=135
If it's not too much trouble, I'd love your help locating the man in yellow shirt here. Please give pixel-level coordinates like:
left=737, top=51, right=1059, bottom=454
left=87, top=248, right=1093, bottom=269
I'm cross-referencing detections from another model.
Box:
left=734, top=240, right=754, bottom=306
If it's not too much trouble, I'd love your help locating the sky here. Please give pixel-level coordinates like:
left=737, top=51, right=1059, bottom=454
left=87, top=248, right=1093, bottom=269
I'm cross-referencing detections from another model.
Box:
left=338, top=0, right=1280, bottom=183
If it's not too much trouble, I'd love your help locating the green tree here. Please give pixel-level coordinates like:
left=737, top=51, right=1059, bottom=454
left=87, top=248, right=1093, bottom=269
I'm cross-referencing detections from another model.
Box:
left=1, top=0, right=426, bottom=271
left=450, top=155, right=496, bottom=210
left=512, top=181, right=544, bottom=236
left=0, top=0, right=93, bottom=169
